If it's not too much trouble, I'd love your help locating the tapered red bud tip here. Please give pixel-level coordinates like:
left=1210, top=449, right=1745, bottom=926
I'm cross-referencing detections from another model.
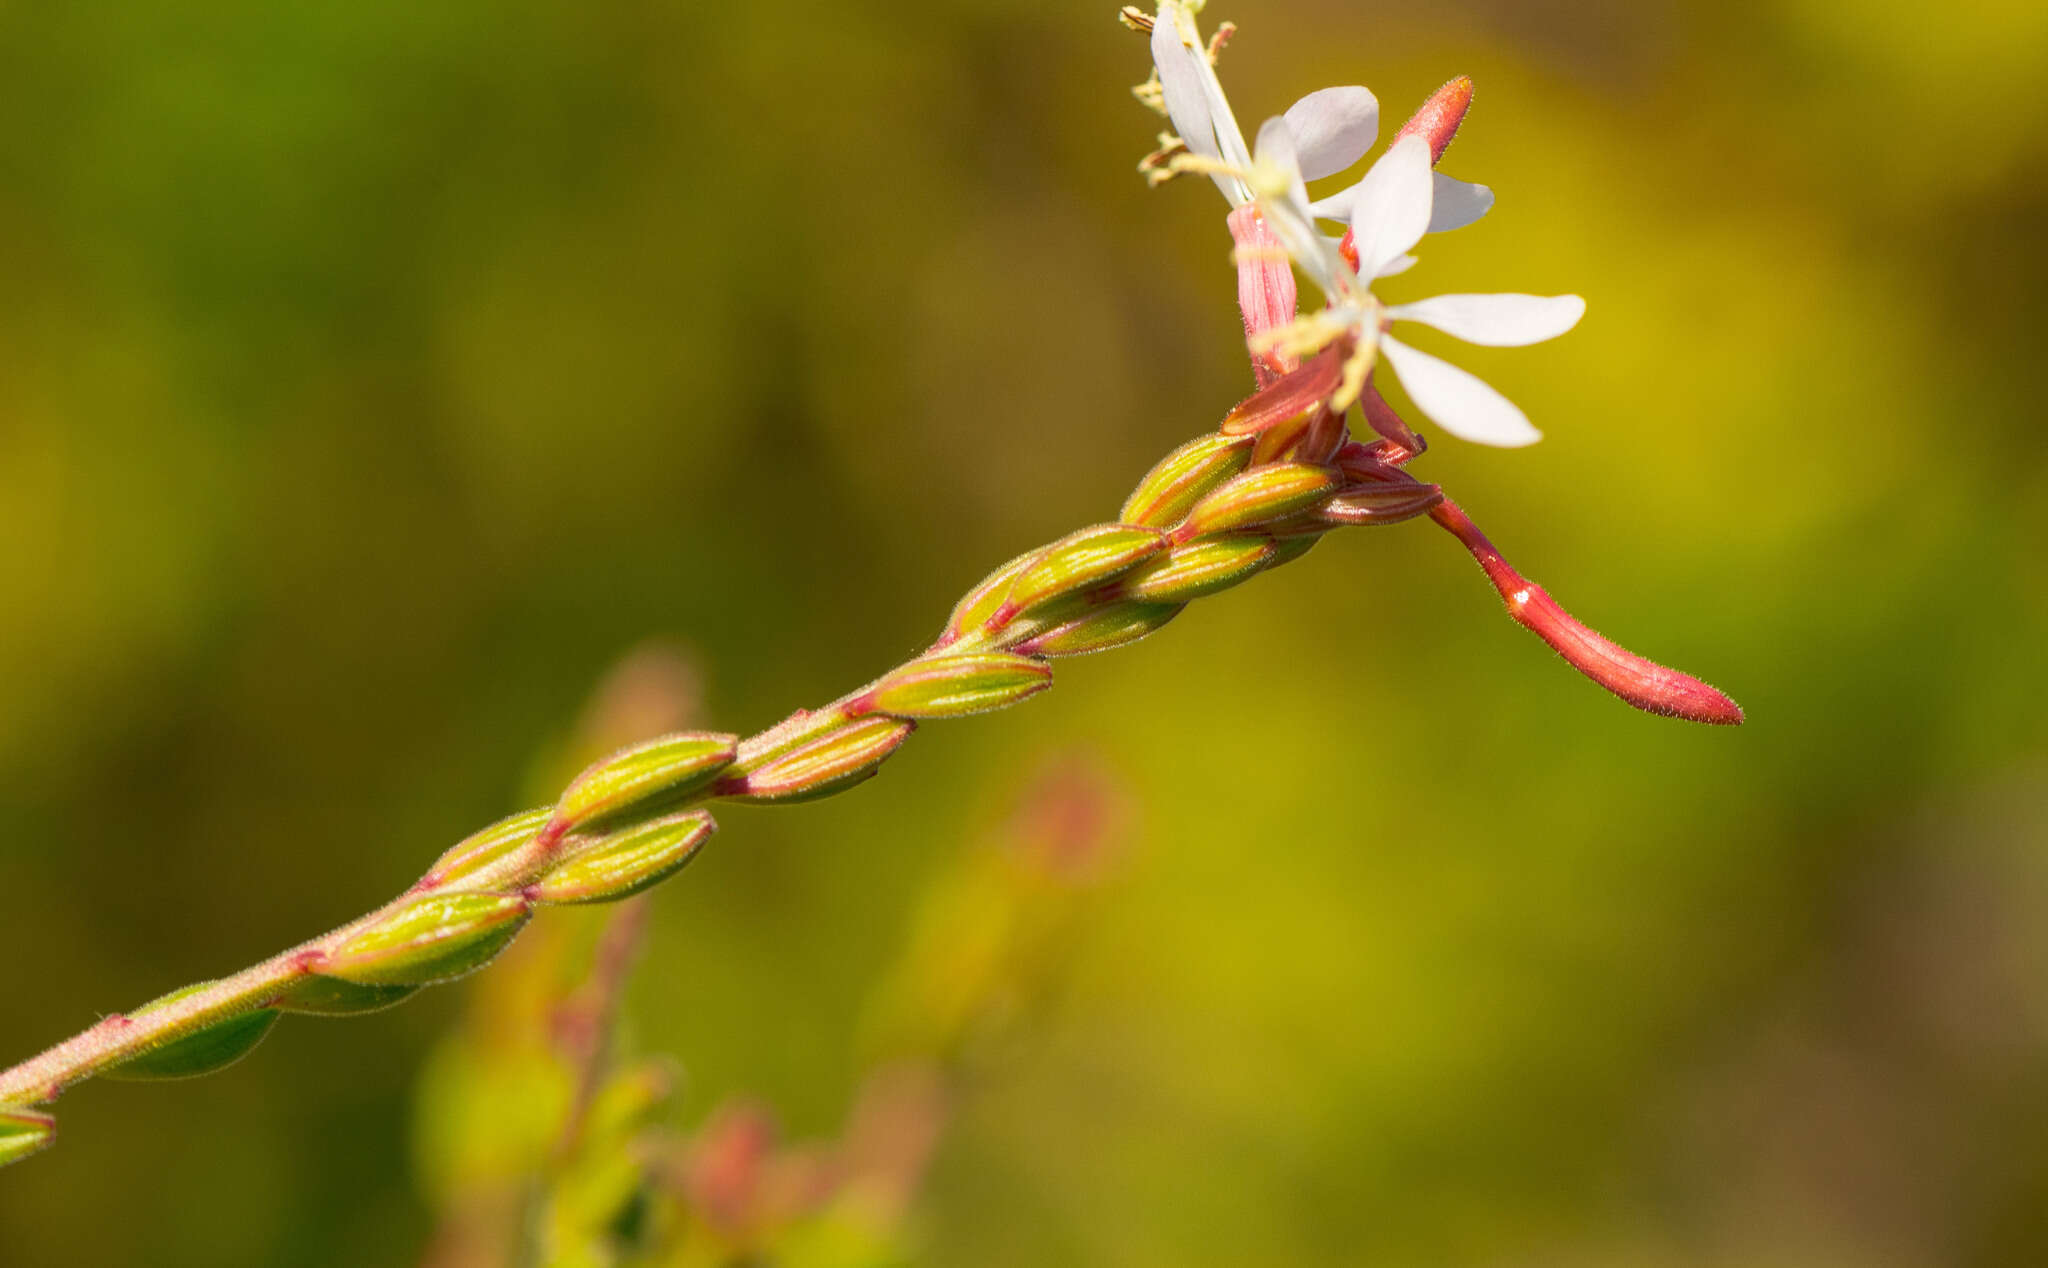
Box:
left=1505, top=581, right=1744, bottom=725
left=1397, top=76, right=1476, bottom=164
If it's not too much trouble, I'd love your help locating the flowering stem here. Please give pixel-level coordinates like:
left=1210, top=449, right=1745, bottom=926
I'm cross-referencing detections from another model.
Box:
left=0, top=404, right=1404, bottom=1130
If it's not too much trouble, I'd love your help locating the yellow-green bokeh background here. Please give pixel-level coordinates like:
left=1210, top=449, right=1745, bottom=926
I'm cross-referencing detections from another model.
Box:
left=5, top=0, right=2047, bottom=1262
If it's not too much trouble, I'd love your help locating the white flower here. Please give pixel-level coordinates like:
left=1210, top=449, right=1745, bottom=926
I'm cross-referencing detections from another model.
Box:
left=1148, top=6, right=1380, bottom=216
left=1146, top=2, right=1582, bottom=449
left=1301, top=135, right=1584, bottom=447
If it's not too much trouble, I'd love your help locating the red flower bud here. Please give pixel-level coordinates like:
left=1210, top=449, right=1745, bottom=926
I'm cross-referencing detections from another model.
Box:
left=1395, top=76, right=1475, bottom=165
left=1432, top=498, right=1744, bottom=725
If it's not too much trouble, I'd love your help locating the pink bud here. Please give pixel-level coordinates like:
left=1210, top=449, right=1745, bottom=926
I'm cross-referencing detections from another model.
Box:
left=1394, top=76, right=1475, bottom=165
left=1225, top=204, right=1298, bottom=386
left=1432, top=498, right=1744, bottom=725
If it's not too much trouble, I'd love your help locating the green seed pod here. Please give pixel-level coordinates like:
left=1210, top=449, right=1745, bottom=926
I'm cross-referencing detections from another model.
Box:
left=428, top=807, right=551, bottom=887
left=530, top=811, right=716, bottom=905
left=1177, top=462, right=1340, bottom=538
left=721, top=715, right=916, bottom=804
left=943, top=547, right=1045, bottom=643
left=1015, top=602, right=1184, bottom=657
left=867, top=652, right=1052, bottom=719
left=1, top=1105, right=56, bottom=1168
left=1119, top=432, right=1256, bottom=527
left=322, top=893, right=532, bottom=986
left=549, top=730, right=739, bottom=835
left=274, top=977, right=421, bottom=1017
left=1005, top=524, right=1170, bottom=618
left=1120, top=534, right=1276, bottom=603
left=102, top=983, right=281, bottom=1082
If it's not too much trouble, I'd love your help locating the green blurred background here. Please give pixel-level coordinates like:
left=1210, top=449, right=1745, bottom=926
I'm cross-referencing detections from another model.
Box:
left=4, top=0, right=2047, bottom=1262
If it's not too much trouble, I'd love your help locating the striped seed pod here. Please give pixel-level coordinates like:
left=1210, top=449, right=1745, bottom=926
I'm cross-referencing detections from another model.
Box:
left=427, top=807, right=552, bottom=888
left=321, top=893, right=532, bottom=986
left=1175, top=462, right=1341, bottom=539
left=717, top=715, right=916, bottom=804
left=1119, top=432, right=1256, bottom=528
left=1119, top=534, right=1276, bottom=604
left=1014, top=601, right=1184, bottom=657
left=1000, top=524, right=1171, bottom=622
left=529, top=811, right=717, bottom=905
left=547, top=730, right=739, bottom=837
left=865, top=652, right=1053, bottom=719
left=940, top=548, right=1045, bottom=645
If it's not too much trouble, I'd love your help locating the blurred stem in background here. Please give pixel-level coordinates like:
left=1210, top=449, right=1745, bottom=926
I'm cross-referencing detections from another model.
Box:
left=412, top=644, right=1129, bottom=1268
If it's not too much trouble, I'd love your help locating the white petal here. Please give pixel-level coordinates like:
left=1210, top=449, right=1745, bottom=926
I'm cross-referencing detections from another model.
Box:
left=1280, top=86, right=1379, bottom=182
left=1379, top=335, right=1542, bottom=447
left=1150, top=16, right=1217, bottom=159
left=1377, top=254, right=1420, bottom=277
left=1385, top=293, right=1585, bottom=347
left=1307, top=189, right=1354, bottom=222
left=1252, top=116, right=1313, bottom=223
left=1347, top=135, right=1434, bottom=280
left=1428, top=173, right=1495, bottom=233
left=1249, top=118, right=1349, bottom=292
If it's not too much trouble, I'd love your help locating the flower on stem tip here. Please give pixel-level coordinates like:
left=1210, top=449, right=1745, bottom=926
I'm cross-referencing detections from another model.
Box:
left=1136, top=3, right=1742, bottom=724
left=1144, top=1, right=1582, bottom=449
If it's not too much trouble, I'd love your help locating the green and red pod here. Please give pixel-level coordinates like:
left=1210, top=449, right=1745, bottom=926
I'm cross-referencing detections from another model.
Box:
left=1175, top=463, right=1340, bottom=539
left=863, top=652, right=1052, bottom=719
left=530, top=811, right=717, bottom=905
left=999, top=524, right=1171, bottom=623
left=547, top=730, right=739, bottom=837
left=1014, top=602, right=1184, bottom=657
left=1119, top=433, right=1256, bottom=528
left=717, top=715, right=916, bottom=804
left=1120, top=534, right=1276, bottom=604
left=425, top=807, right=552, bottom=889
left=941, top=548, right=1046, bottom=645
left=321, top=892, right=532, bottom=986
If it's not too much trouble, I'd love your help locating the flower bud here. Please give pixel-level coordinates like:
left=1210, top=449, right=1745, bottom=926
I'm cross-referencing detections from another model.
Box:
left=1014, top=601, right=1183, bottom=657
left=1119, top=433, right=1256, bottom=528
left=102, top=983, right=281, bottom=1082
left=0, top=1105, right=54, bottom=1168
left=1319, top=481, right=1443, bottom=526
left=426, top=807, right=551, bottom=888
left=1176, top=463, right=1339, bottom=539
left=530, top=811, right=717, bottom=905
left=275, top=977, right=420, bottom=1017
left=1431, top=498, right=1744, bottom=725
left=718, top=715, right=916, bottom=804
left=322, top=893, right=532, bottom=986
left=866, top=652, right=1053, bottom=719
left=1002, top=525, right=1171, bottom=620
left=548, top=730, right=738, bottom=837
left=1227, top=204, right=1298, bottom=384
left=1121, top=534, right=1275, bottom=603
left=1395, top=76, right=1474, bottom=164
